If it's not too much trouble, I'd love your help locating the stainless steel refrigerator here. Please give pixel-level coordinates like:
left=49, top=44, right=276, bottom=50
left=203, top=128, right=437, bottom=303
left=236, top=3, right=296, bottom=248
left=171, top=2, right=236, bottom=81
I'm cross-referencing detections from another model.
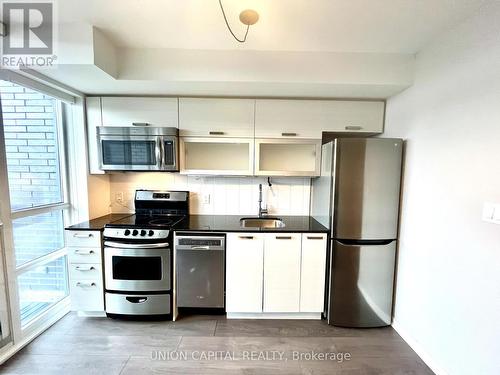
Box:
left=311, top=138, right=403, bottom=327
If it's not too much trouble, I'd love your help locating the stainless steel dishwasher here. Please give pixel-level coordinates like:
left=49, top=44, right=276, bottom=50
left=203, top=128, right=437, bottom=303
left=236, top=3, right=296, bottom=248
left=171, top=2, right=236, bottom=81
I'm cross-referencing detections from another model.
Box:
left=175, top=234, right=225, bottom=308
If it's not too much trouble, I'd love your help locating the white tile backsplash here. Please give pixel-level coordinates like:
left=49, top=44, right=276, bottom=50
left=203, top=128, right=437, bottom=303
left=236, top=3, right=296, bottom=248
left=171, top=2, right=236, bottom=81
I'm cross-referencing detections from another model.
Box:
left=108, top=173, right=311, bottom=216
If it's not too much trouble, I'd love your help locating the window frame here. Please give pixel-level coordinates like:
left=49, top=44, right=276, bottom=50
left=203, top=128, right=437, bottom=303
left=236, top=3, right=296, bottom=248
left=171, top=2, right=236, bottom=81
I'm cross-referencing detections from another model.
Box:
left=0, top=73, right=78, bottom=344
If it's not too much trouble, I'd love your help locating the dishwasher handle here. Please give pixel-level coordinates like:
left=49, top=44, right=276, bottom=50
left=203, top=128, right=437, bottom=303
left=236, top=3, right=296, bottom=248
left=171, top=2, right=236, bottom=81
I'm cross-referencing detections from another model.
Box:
left=176, top=245, right=224, bottom=251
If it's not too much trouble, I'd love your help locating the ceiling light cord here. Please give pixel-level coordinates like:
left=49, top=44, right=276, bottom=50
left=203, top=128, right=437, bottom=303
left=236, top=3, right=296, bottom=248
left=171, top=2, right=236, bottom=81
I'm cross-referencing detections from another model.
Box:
left=218, top=0, right=250, bottom=43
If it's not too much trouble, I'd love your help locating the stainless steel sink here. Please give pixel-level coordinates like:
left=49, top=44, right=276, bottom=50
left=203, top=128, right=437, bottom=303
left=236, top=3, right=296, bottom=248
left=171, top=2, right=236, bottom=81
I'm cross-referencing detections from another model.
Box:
left=240, top=217, right=286, bottom=228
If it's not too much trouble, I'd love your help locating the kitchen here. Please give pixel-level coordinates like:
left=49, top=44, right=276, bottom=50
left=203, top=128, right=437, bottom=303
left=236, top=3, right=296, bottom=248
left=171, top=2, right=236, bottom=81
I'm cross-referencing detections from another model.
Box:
left=0, top=1, right=499, bottom=375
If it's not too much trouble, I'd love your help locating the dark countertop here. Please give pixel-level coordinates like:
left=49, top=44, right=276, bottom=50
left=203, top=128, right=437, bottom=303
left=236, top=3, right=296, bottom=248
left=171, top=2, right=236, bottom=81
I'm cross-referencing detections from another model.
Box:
left=66, top=214, right=329, bottom=233
left=65, top=213, right=133, bottom=231
left=175, top=215, right=329, bottom=233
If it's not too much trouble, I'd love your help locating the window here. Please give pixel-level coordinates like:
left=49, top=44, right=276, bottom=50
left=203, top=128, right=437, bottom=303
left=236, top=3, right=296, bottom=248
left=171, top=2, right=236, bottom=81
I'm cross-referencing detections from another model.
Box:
left=12, top=210, right=65, bottom=266
left=2, top=83, right=63, bottom=211
left=17, top=256, right=69, bottom=327
left=0, top=79, right=70, bottom=329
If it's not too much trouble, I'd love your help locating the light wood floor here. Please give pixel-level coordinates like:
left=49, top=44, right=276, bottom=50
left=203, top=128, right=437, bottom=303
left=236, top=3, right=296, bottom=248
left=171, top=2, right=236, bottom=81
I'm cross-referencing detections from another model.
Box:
left=0, top=313, right=433, bottom=374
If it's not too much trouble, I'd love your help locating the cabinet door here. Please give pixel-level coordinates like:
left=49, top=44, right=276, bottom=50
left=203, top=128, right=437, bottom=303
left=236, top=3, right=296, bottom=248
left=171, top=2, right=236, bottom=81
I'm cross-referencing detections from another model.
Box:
left=255, top=99, right=384, bottom=138
left=179, top=98, right=255, bottom=137
left=255, top=138, right=321, bottom=177
left=86, top=97, right=104, bottom=174
left=300, top=233, right=327, bottom=312
left=101, top=97, right=179, bottom=127
left=226, top=233, right=264, bottom=313
left=263, top=233, right=301, bottom=312
left=180, top=137, right=254, bottom=175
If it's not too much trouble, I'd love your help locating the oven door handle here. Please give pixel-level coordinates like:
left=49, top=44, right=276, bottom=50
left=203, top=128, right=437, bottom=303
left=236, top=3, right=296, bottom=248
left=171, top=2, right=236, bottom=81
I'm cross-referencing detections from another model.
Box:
left=104, top=241, right=170, bottom=249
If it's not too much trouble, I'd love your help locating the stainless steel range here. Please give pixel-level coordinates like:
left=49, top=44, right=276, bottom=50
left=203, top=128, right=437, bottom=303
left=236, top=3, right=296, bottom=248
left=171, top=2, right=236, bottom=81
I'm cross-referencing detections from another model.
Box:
left=103, top=190, right=189, bottom=319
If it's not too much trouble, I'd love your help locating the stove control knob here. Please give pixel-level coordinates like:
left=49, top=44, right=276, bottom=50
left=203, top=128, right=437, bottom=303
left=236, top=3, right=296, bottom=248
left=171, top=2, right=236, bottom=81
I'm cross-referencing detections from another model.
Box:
left=140, top=230, right=147, bottom=237
left=148, top=230, right=154, bottom=237
left=124, top=229, right=131, bottom=236
left=132, top=230, right=138, bottom=236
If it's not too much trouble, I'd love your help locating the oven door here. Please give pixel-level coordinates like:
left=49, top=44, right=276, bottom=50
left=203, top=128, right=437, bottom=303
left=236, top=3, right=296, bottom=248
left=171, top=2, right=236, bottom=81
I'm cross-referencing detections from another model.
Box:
left=99, top=135, right=162, bottom=171
left=104, top=244, right=171, bottom=292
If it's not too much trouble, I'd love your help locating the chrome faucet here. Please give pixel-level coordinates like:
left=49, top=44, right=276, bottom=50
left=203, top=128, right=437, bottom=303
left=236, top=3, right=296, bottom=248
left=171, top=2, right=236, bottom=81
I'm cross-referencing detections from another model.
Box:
left=258, top=184, right=268, bottom=217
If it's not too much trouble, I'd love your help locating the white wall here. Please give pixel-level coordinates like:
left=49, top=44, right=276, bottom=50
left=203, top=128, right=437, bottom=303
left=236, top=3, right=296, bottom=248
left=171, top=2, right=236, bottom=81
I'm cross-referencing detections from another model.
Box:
left=384, top=2, right=500, bottom=374
left=108, top=173, right=311, bottom=216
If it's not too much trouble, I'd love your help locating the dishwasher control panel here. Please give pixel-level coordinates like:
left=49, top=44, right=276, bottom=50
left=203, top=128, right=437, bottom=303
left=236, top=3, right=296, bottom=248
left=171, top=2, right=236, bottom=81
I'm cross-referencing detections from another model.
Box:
left=175, top=235, right=225, bottom=251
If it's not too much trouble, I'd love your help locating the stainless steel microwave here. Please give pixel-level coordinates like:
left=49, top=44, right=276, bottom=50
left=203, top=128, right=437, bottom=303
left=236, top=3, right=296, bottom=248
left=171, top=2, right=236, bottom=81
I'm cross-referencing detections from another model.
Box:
left=97, top=127, right=178, bottom=171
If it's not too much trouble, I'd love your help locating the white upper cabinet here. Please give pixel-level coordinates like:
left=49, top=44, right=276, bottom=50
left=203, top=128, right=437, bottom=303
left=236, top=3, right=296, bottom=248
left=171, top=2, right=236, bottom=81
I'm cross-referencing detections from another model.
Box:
left=100, top=97, right=179, bottom=127
left=255, top=138, right=321, bottom=177
left=255, top=99, right=385, bottom=138
left=86, top=97, right=104, bottom=174
left=180, top=137, right=254, bottom=175
left=179, top=98, right=255, bottom=137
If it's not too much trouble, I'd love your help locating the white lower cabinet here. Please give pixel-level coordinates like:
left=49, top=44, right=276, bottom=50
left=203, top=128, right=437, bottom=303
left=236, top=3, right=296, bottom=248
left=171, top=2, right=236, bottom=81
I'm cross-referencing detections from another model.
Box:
left=65, top=230, right=105, bottom=315
left=70, top=277, right=105, bottom=312
left=300, top=234, right=328, bottom=312
left=263, top=234, right=301, bottom=312
left=225, top=232, right=327, bottom=317
left=226, top=233, right=264, bottom=313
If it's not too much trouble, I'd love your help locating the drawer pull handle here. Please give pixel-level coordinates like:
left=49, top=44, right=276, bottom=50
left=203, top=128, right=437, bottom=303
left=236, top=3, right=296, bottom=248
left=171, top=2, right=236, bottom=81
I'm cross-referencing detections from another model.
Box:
left=74, top=250, right=95, bottom=255
left=209, top=131, right=225, bottom=135
left=345, top=125, right=363, bottom=131
left=238, top=236, right=254, bottom=240
left=75, top=266, right=96, bottom=271
left=73, top=233, right=94, bottom=238
left=276, top=236, right=292, bottom=240
left=126, top=297, right=147, bottom=304
left=132, top=122, right=150, bottom=126
left=76, top=282, right=96, bottom=288
left=281, top=132, right=297, bottom=137
left=307, top=236, right=324, bottom=240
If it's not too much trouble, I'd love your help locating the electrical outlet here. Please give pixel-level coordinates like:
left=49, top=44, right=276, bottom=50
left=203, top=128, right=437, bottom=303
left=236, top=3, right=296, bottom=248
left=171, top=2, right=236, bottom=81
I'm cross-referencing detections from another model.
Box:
left=115, top=192, right=124, bottom=204
left=203, top=193, right=211, bottom=204
left=482, top=202, right=500, bottom=224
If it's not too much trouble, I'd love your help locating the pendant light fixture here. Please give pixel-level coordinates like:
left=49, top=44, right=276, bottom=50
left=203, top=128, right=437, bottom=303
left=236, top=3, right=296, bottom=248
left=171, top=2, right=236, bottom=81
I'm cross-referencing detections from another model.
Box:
left=218, top=0, right=259, bottom=43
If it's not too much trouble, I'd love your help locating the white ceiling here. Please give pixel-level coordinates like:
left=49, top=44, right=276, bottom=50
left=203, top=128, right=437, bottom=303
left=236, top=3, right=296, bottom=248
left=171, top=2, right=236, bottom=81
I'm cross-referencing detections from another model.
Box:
left=58, top=0, right=484, bottom=53
left=37, top=0, right=485, bottom=97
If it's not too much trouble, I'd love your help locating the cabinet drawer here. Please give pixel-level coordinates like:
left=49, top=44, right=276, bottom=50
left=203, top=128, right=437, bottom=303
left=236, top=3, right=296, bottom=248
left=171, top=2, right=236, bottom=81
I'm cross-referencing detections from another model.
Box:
left=68, top=247, right=102, bottom=264
left=70, top=279, right=104, bottom=312
left=65, top=230, right=101, bottom=248
left=69, top=263, right=102, bottom=281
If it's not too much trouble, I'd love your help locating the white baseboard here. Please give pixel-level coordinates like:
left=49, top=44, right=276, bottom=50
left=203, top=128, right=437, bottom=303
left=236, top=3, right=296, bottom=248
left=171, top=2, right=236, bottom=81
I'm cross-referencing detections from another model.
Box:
left=392, top=319, right=448, bottom=375
left=227, top=312, right=322, bottom=320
